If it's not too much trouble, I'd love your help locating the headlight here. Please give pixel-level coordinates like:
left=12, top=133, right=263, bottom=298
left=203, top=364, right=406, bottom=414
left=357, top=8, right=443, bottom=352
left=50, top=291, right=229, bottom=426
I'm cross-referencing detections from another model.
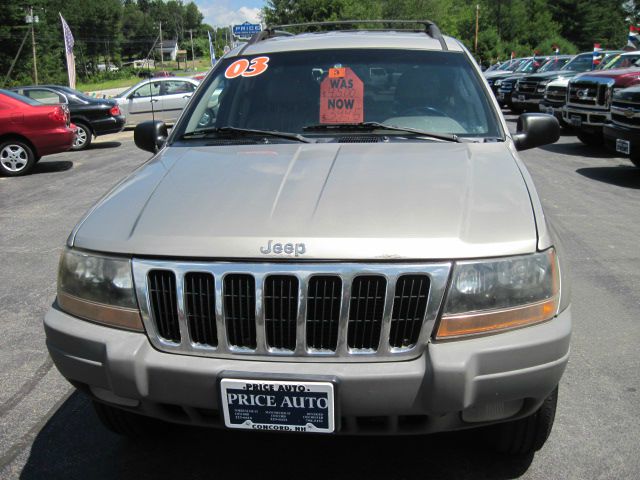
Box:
left=57, top=248, right=143, bottom=331
left=495, top=79, right=502, bottom=87
left=537, top=80, right=550, bottom=93
left=436, top=249, right=559, bottom=339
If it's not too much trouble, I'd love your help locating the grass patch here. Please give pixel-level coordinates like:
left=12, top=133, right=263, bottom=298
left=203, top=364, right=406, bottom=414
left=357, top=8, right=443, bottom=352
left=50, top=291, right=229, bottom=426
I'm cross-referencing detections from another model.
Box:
left=77, top=75, right=140, bottom=93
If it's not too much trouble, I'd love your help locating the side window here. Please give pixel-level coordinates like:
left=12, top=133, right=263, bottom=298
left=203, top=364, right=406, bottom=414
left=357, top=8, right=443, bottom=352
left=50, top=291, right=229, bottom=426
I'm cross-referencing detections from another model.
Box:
left=132, top=83, right=161, bottom=98
left=162, top=81, right=194, bottom=95
left=26, top=89, right=65, bottom=104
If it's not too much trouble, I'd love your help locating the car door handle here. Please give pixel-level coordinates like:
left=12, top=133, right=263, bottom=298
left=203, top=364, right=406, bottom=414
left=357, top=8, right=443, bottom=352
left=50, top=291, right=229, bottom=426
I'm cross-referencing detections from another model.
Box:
left=150, top=98, right=159, bottom=103
left=182, top=94, right=192, bottom=99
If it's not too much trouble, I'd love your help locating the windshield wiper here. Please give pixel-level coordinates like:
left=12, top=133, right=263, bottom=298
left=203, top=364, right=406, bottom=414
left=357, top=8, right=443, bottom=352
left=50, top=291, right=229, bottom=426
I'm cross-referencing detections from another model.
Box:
left=303, top=122, right=460, bottom=143
left=182, top=126, right=313, bottom=143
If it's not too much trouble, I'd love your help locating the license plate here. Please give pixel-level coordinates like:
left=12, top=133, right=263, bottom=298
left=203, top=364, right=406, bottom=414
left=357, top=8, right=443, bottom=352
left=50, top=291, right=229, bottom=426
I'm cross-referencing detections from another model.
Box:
left=616, top=138, right=630, bottom=155
left=498, top=93, right=505, bottom=100
left=543, top=106, right=554, bottom=115
left=570, top=115, right=582, bottom=127
left=518, top=94, right=525, bottom=102
left=220, top=378, right=335, bottom=433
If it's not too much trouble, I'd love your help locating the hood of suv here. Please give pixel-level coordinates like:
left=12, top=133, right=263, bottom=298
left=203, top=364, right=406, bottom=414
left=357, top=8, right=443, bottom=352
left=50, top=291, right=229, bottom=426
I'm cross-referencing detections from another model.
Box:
left=569, top=67, right=640, bottom=88
left=72, top=142, right=538, bottom=260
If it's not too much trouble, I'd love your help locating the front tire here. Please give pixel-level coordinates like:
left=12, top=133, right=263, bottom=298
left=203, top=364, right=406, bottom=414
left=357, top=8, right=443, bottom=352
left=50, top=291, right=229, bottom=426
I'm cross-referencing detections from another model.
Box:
left=72, top=122, right=92, bottom=151
left=92, top=401, right=167, bottom=437
left=486, top=387, right=558, bottom=456
left=0, top=139, right=36, bottom=176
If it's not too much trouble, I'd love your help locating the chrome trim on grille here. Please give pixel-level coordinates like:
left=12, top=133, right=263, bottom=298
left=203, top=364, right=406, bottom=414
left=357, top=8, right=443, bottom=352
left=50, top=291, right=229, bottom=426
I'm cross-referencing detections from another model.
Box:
left=133, top=260, right=452, bottom=362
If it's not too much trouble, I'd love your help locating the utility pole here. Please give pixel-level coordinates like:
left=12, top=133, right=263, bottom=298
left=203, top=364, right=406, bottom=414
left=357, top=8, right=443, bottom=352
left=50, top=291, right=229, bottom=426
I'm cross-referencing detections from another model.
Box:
left=3, top=28, right=30, bottom=87
left=474, top=4, right=479, bottom=54
left=27, top=6, right=38, bottom=84
left=159, top=21, right=164, bottom=67
left=189, top=29, right=195, bottom=70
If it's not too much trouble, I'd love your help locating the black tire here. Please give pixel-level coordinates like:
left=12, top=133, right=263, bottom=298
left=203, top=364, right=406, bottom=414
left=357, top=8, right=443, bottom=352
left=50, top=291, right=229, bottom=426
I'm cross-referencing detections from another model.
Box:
left=486, top=387, right=558, bottom=456
left=71, top=122, right=93, bottom=151
left=92, top=400, right=167, bottom=437
left=577, top=131, right=603, bottom=147
left=0, top=139, right=36, bottom=176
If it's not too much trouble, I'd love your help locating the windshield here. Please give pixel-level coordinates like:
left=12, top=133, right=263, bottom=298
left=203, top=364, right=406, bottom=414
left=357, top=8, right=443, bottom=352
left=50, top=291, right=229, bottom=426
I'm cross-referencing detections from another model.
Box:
left=562, top=54, right=596, bottom=72
left=180, top=49, right=502, bottom=140
left=603, top=54, right=640, bottom=69
left=515, top=59, right=534, bottom=73
left=538, top=57, right=570, bottom=73
left=497, top=60, right=516, bottom=71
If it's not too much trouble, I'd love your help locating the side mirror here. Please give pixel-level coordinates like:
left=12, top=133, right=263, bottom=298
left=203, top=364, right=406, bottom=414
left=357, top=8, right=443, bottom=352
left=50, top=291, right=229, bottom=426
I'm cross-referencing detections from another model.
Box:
left=134, top=120, right=168, bottom=154
left=513, top=113, right=560, bottom=151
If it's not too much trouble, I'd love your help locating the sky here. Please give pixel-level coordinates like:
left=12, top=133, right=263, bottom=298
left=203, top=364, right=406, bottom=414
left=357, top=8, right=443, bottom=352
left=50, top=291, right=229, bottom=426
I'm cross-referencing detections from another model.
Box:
left=194, top=0, right=266, bottom=27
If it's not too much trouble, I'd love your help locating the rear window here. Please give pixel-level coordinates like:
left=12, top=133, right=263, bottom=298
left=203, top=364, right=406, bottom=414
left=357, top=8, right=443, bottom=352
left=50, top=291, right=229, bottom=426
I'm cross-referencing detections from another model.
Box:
left=0, top=89, right=41, bottom=106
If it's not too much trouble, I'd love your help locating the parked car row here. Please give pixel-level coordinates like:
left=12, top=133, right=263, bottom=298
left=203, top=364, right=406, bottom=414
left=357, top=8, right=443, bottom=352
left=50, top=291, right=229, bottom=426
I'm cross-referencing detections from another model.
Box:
left=1, top=77, right=200, bottom=176
left=485, top=51, right=640, bottom=167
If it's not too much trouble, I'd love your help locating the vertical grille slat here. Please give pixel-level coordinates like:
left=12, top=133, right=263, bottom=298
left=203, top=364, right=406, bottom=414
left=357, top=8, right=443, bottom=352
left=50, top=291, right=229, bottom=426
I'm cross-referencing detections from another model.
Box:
left=390, top=275, right=430, bottom=349
left=348, top=276, right=386, bottom=350
left=264, top=275, right=298, bottom=350
left=184, top=272, right=217, bottom=347
left=306, top=276, right=342, bottom=351
left=224, top=274, right=256, bottom=348
left=148, top=270, right=181, bottom=342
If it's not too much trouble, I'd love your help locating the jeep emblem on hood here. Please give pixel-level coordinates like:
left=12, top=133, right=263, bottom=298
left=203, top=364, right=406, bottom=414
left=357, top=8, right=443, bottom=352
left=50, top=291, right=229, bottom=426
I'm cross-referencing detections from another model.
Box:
left=260, top=240, right=306, bottom=256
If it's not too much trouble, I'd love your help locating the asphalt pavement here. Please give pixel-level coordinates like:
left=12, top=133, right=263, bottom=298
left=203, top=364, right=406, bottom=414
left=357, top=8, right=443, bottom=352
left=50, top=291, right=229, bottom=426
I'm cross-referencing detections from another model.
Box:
left=0, top=118, right=639, bottom=479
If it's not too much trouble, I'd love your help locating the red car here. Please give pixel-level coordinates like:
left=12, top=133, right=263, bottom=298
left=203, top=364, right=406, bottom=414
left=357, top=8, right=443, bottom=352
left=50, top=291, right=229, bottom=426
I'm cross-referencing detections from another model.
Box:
left=0, top=89, right=76, bottom=176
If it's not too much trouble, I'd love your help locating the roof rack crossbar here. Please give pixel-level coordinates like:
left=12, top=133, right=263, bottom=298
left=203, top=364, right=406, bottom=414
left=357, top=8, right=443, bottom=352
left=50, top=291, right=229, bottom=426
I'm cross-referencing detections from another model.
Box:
left=263, top=20, right=448, bottom=51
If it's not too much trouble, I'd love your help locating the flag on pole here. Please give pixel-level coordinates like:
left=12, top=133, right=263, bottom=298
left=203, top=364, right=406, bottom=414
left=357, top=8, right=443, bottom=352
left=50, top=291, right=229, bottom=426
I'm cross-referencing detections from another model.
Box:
left=592, top=43, right=603, bottom=69
left=208, top=30, right=216, bottom=67
left=628, top=25, right=640, bottom=50
left=59, top=14, right=76, bottom=89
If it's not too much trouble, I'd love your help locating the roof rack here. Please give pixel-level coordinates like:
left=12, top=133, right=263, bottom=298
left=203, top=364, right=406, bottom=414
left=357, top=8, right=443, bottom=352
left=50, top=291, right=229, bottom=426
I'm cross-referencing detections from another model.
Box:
left=245, top=20, right=448, bottom=51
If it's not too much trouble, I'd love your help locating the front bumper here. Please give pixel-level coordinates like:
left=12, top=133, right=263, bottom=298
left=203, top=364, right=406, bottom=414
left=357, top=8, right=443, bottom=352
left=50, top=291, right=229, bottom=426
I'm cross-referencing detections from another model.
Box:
left=511, top=92, right=544, bottom=108
left=45, top=306, right=571, bottom=434
left=603, top=123, right=640, bottom=157
left=563, top=105, right=609, bottom=129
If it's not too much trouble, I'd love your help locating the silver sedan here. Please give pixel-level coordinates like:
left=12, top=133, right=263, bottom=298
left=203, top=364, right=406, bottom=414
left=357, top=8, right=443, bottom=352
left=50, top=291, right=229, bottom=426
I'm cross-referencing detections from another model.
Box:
left=113, top=77, right=199, bottom=126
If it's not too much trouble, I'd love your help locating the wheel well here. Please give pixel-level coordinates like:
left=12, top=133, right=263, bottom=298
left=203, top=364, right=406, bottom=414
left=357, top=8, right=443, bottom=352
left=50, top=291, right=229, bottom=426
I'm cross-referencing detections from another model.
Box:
left=0, top=133, right=38, bottom=158
left=71, top=117, right=93, bottom=135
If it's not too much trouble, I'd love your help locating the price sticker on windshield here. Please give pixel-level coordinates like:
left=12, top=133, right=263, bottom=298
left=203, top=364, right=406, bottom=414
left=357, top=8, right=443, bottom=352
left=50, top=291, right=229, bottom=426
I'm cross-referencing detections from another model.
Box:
left=319, top=67, right=364, bottom=124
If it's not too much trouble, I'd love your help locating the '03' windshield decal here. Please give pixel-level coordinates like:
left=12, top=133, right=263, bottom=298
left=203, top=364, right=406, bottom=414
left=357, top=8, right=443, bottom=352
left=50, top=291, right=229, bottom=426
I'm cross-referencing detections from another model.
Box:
left=225, top=57, right=270, bottom=79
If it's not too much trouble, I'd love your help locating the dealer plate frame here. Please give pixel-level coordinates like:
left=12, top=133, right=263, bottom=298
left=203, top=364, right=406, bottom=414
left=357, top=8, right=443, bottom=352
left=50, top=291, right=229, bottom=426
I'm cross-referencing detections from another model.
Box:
left=220, top=377, right=336, bottom=434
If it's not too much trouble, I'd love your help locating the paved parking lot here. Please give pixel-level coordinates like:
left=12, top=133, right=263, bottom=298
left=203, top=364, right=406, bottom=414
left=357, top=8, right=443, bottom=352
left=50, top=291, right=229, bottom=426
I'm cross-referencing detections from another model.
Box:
left=1, top=118, right=639, bottom=479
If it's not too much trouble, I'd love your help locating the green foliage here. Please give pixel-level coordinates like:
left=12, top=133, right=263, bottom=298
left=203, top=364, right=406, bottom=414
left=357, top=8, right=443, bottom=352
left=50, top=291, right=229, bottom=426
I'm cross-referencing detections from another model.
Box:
left=0, top=0, right=209, bottom=87
left=263, top=0, right=634, bottom=62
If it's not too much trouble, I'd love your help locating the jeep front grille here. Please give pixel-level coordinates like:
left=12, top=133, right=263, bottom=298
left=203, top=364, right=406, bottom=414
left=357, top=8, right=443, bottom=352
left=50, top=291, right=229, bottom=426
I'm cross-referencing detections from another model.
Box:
left=347, top=276, right=387, bottom=350
left=134, top=260, right=451, bottom=362
left=185, top=272, right=217, bottom=346
left=224, top=274, right=257, bottom=349
left=306, top=275, right=342, bottom=351
left=264, top=275, right=298, bottom=350
left=390, top=275, right=430, bottom=348
left=148, top=270, right=181, bottom=343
